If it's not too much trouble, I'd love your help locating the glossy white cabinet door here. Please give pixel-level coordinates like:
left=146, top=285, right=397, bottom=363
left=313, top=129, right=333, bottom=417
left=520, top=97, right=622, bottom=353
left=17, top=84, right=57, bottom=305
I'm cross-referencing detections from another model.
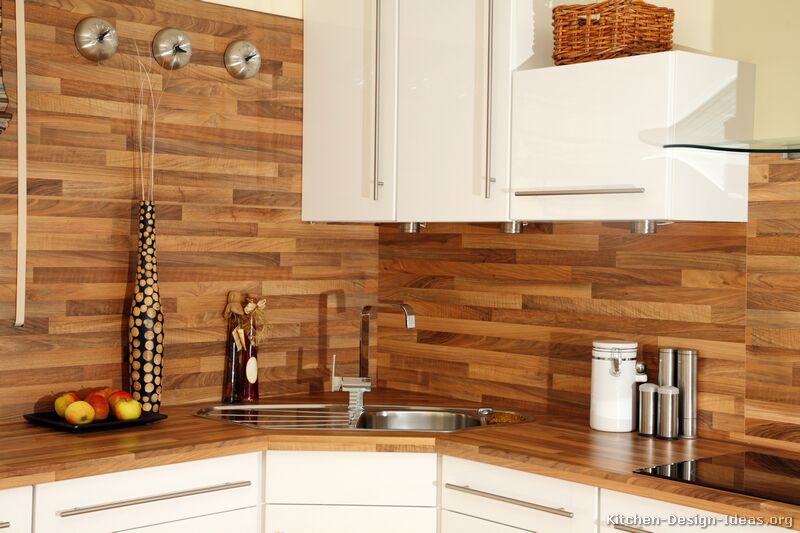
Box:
left=395, top=0, right=508, bottom=222
left=35, top=453, right=259, bottom=533
left=442, top=456, right=598, bottom=533
left=0, top=486, right=32, bottom=533
left=511, top=51, right=753, bottom=223
left=302, top=0, right=397, bottom=222
left=265, top=504, right=436, bottom=533
left=442, top=510, right=534, bottom=533
left=600, top=490, right=789, bottom=532
left=117, top=507, right=258, bottom=533
left=265, top=451, right=437, bottom=506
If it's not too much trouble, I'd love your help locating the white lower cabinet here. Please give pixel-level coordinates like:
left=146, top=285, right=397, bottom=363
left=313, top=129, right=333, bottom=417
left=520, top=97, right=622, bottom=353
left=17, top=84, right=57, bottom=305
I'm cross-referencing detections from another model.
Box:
left=263, top=451, right=437, bottom=533
left=441, top=456, right=599, bottom=533
left=600, top=490, right=788, bottom=532
left=0, top=486, right=32, bottom=533
left=442, top=510, right=534, bottom=533
left=264, top=505, right=436, bottom=533
left=119, top=507, right=258, bottom=533
left=34, top=453, right=259, bottom=533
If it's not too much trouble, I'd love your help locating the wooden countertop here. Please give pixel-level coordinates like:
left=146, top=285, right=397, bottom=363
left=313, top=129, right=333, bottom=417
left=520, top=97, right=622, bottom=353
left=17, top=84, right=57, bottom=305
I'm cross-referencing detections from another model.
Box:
left=1, top=391, right=798, bottom=530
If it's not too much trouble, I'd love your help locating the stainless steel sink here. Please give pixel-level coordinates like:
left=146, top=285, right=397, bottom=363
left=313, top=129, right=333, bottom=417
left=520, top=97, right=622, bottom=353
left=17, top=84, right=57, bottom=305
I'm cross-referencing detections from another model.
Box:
left=357, top=409, right=482, bottom=431
left=195, top=404, right=532, bottom=432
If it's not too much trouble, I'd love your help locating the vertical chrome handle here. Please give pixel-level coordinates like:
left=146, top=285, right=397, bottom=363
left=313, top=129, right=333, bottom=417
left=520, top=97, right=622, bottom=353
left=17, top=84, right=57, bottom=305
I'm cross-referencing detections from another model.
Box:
left=0, top=521, right=10, bottom=530
left=373, top=0, right=382, bottom=201
left=484, top=0, right=494, bottom=199
left=611, top=523, right=653, bottom=533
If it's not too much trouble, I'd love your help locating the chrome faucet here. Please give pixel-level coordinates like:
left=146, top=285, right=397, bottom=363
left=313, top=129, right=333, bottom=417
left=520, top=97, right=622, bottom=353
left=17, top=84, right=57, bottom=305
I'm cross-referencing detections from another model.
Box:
left=330, top=303, right=416, bottom=427
left=359, top=303, right=416, bottom=378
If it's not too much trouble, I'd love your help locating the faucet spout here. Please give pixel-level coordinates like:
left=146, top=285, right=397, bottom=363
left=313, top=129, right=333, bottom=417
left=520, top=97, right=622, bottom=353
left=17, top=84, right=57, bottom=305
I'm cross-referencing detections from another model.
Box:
left=359, top=303, right=416, bottom=378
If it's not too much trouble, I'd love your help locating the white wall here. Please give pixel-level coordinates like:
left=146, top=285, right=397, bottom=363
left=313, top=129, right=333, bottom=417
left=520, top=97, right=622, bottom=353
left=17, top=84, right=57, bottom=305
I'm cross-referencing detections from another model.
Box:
left=202, top=0, right=303, bottom=19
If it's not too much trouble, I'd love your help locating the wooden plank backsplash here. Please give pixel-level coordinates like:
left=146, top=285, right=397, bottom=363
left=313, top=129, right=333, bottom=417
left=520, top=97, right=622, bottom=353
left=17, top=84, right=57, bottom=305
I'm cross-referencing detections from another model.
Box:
left=377, top=156, right=800, bottom=450
left=377, top=221, right=749, bottom=443
left=0, top=0, right=378, bottom=419
left=746, top=154, right=800, bottom=453
left=0, top=0, right=797, bottom=455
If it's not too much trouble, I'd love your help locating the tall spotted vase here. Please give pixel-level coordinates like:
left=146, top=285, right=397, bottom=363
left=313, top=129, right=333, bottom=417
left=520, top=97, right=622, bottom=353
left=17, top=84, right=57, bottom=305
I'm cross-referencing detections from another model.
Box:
left=128, top=201, right=164, bottom=412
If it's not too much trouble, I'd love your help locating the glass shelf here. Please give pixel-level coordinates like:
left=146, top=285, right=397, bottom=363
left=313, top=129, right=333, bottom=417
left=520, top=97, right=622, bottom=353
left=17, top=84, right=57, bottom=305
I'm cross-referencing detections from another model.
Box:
left=664, top=137, right=800, bottom=154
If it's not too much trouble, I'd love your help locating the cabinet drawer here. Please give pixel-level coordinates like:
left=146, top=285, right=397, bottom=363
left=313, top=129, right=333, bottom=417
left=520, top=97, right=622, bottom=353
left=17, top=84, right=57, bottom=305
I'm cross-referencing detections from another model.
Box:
left=442, top=510, right=534, bottom=533
left=442, top=456, right=598, bottom=533
left=600, top=490, right=789, bottom=532
left=265, top=504, right=436, bottom=533
left=35, top=453, right=259, bottom=533
left=117, top=507, right=257, bottom=533
left=0, top=486, right=32, bottom=533
left=265, top=451, right=436, bottom=506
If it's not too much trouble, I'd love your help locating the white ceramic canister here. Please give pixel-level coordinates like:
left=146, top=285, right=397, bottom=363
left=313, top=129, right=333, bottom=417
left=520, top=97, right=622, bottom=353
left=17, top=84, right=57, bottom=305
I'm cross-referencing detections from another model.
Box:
left=590, top=340, right=646, bottom=432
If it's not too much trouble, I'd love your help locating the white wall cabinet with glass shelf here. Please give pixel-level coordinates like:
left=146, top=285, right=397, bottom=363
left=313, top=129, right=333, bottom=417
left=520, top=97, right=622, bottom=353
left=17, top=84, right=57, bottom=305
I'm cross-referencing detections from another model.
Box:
left=510, top=51, right=756, bottom=224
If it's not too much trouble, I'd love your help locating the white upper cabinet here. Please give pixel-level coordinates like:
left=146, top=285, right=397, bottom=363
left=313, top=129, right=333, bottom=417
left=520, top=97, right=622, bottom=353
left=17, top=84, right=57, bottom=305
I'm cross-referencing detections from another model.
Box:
left=395, top=1, right=520, bottom=222
left=510, top=51, right=755, bottom=223
left=302, top=0, right=396, bottom=222
left=302, top=0, right=532, bottom=223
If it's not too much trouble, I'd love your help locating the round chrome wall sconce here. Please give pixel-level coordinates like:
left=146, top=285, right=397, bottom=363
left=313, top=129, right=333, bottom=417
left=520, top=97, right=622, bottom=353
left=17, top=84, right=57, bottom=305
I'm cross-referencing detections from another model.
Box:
left=152, top=28, right=192, bottom=69
left=74, top=17, right=118, bottom=62
left=224, top=40, right=262, bottom=80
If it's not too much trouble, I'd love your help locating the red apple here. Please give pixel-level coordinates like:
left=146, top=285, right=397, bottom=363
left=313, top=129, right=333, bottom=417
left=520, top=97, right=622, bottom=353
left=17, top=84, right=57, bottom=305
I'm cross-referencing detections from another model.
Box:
left=107, top=390, right=133, bottom=408
left=101, top=387, right=121, bottom=399
left=54, top=392, right=80, bottom=418
left=86, top=395, right=110, bottom=421
left=84, top=391, right=106, bottom=403
left=112, top=398, right=142, bottom=421
left=64, top=401, right=95, bottom=425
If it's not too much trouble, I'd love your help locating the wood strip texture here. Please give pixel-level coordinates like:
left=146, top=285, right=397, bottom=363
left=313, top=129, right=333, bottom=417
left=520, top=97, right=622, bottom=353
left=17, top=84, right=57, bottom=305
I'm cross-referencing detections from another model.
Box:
left=377, top=220, right=749, bottom=443
left=377, top=155, right=800, bottom=452
left=746, top=154, right=800, bottom=453
left=0, top=0, right=379, bottom=420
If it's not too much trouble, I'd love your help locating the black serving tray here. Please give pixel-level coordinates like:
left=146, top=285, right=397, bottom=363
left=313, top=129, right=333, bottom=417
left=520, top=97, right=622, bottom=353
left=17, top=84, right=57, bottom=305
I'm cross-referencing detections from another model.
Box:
left=24, top=411, right=168, bottom=432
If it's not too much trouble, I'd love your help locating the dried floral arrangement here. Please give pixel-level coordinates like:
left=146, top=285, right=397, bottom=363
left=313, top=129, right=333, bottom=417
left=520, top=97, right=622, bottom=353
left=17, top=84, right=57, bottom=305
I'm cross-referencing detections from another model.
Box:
left=224, top=294, right=268, bottom=350
left=128, top=41, right=173, bottom=202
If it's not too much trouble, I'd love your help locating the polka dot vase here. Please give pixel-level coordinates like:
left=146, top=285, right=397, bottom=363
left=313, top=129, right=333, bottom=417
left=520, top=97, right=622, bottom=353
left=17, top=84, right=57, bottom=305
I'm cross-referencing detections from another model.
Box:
left=128, top=201, right=164, bottom=413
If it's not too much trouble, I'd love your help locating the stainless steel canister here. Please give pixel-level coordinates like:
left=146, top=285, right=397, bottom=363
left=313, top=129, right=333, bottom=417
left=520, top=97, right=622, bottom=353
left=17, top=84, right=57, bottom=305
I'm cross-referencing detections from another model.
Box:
left=677, top=349, right=698, bottom=439
left=638, top=383, right=658, bottom=436
left=657, top=385, right=680, bottom=440
left=658, top=347, right=678, bottom=386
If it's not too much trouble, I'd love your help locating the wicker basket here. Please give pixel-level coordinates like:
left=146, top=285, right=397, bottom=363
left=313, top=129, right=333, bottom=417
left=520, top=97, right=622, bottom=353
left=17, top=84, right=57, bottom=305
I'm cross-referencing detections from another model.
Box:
left=552, top=0, right=674, bottom=66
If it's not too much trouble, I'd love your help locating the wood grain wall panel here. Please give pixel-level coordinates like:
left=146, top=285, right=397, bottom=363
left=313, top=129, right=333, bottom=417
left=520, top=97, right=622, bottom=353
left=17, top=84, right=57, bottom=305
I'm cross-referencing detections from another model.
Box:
left=746, top=154, right=800, bottom=452
left=377, top=222, right=749, bottom=442
left=0, top=0, right=380, bottom=420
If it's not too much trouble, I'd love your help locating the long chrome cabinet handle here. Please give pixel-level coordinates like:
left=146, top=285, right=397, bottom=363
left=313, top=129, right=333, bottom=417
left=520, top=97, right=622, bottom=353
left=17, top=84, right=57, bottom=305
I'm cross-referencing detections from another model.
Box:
left=611, top=523, right=653, bottom=533
left=484, top=0, right=494, bottom=199
left=373, top=0, right=382, bottom=201
left=515, top=187, right=645, bottom=197
left=0, top=521, right=10, bottom=529
left=57, top=480, right=251, bottom=518
left=444, top=483, right=574, bottom=518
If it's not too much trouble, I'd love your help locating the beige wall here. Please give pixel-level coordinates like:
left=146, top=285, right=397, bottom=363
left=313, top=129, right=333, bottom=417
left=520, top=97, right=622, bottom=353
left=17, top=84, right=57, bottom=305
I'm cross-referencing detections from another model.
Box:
left=636, top=0, right=797, bottom=139
left=541, top=0, right=796, bottom=139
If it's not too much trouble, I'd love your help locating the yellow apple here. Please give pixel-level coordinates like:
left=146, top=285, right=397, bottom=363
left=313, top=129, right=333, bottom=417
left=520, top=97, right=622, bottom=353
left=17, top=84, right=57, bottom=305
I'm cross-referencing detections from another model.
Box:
left=54, top=392, right=80, bottom=418
left=112, top=398, right=142, bottom=421
left=64, top=400, right=95, bottom=425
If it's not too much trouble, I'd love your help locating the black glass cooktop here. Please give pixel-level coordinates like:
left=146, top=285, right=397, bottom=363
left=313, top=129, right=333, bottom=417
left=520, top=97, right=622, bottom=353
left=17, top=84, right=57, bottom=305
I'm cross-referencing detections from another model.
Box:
left=635, top=452, right=800, bottom=507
